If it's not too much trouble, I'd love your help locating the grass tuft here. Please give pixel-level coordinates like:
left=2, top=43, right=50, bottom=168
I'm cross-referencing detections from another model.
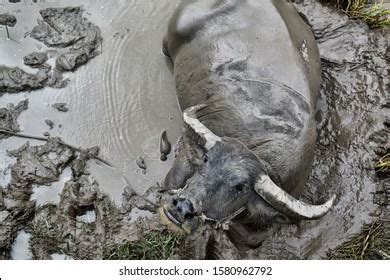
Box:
left=375, top=153, right=390, bottom=174
left=104, top=230, right=184, bottom=260
left=322, top=0, right=390, bottom=27
left=327, top=221, right=390, bottom=259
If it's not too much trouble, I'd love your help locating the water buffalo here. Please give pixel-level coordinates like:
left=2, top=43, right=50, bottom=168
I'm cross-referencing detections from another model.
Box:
left=160, top=0, right=335, bottom=235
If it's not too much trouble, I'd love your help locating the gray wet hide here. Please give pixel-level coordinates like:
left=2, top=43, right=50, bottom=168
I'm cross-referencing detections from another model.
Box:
left=164, top=0, right=321, bottom=195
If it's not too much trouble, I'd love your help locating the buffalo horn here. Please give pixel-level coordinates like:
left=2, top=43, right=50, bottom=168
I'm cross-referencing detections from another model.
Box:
left=254, top=175, right=335, bottom=219
left=183, top=104, right=221, bottom=150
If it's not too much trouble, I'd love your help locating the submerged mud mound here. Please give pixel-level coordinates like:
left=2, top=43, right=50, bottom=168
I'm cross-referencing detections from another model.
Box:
left=0, top=100, right=28, bottom=140
left=0, top=6, right=102, bottom=95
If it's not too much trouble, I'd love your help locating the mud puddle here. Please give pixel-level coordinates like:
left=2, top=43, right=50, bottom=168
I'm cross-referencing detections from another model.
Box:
left=0, top=0, right=388, bottom=259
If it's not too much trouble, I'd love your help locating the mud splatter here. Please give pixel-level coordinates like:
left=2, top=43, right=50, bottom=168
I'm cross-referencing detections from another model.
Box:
left=0, top=137, right=127, bottom=259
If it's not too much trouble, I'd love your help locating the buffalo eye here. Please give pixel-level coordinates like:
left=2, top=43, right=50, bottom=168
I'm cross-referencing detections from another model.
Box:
left=202, top=155, right=208, bottom=163
left=235, top=184, right=244, bottom=192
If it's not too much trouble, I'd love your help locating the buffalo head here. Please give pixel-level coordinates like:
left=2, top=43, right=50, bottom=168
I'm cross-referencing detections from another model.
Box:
left=160, top=105, right=335, bottom=234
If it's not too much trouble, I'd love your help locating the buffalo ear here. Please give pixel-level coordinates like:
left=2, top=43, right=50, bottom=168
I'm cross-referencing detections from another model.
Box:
left=183, top=104, right=221, bottom=151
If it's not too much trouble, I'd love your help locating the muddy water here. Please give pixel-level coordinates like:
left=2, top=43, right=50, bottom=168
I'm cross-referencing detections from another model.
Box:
left=0, top=0, right=182, bottom=204
left=0, top=0, right=388, bottom=260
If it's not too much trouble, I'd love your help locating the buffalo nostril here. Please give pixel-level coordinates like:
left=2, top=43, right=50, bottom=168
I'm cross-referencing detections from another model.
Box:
left=175, top=199, right=195, bottom=218
left=172, top=199, right=178, bottom=206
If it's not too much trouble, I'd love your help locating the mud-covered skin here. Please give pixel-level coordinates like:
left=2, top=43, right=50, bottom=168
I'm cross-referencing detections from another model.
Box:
left=0, top=100, right=28, bottom=140
left=163, top=0, right=322, bottom=231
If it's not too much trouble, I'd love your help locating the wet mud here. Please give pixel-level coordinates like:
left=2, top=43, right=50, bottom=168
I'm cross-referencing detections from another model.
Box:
left=0, top=0, right=388, bottom=259
left=0, top=6, right=102, bottom=94
left=0, top=14, right=17, bottom=27
left=0, top=99, right=28, bottom=140
left=31, top=7, right=102, bottom=72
